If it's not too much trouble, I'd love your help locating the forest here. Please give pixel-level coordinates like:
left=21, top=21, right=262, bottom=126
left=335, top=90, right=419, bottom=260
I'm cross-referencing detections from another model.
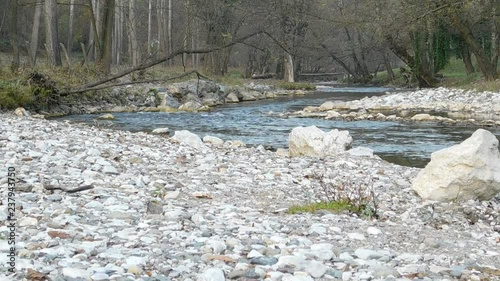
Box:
left=0, top=0, right=499, bottom=102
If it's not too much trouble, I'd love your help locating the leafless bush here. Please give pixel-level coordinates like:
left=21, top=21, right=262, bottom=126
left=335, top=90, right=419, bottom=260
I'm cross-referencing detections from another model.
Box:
left=311, top=168, right=379, bottom=218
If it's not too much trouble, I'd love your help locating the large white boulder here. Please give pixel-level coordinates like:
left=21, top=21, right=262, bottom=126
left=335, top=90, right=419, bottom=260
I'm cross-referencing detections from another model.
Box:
left=171, top=130, right=208, bottom=151
left=289, top=126, right=353, bottom=157
left=412, top=129, right=500, bottom=202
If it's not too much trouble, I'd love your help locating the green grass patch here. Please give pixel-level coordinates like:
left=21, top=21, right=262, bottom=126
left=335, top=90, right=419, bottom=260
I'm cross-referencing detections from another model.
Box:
left=287, top=200, right=361, bottom=214
left=277, top=82, right=316, bottom=90
left=0, top=80, right=35, bottom=110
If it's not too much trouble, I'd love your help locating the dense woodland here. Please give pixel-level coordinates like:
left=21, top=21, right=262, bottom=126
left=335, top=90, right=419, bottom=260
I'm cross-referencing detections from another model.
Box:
left=0, top=0, right=499, bottom=91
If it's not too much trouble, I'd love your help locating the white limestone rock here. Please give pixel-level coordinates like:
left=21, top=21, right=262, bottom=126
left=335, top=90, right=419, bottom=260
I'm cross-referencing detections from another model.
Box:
left=412, top=129, right=500, bottom=201
left=348, top=146, right=374, bottom=158
left=411, top=113, right=437, bottom=121
left=152, top=128, right=170, bottom=134
left=14, top=107, right=30, bottom=117
left=203, top=135, right=224, bottom=146
left=171, top=130, right=208, bottom=151
left=289, top=126, right=353, bottom=157
left=96, top=113, right=115, bottom=120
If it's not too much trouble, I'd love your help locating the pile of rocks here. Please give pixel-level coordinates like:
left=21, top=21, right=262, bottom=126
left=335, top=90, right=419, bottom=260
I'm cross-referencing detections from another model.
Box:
left=0, top=113, right=499, bottom=281
left=156, top=81, right=308, bottom=113
left=291, top=88, right=500, bottom=126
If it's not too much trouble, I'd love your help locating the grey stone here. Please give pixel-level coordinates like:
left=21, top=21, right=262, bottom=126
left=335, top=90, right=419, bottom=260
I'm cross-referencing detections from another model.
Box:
left=250, top=256, right=278, bottom=266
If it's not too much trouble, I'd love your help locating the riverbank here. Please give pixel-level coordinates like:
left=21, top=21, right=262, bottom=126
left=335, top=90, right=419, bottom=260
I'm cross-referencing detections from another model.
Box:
left=7, top=79, right=315, bottom=118
left=291, top=87, right=500, bottom=126
left=1, top=113, right=499, bottom=280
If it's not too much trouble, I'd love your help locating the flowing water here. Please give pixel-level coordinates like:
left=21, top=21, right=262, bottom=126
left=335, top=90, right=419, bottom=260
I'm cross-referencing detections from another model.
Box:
left=57, top=86, right=500, bottom=168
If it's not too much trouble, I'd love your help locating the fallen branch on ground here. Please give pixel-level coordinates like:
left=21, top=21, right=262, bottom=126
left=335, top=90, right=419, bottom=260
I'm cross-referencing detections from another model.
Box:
left=44, top=184, right=94, bottom=193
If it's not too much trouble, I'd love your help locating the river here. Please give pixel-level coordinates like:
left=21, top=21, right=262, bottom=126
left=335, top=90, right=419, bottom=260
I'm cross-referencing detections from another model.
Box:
left=57, top=86, right=500, bottom=168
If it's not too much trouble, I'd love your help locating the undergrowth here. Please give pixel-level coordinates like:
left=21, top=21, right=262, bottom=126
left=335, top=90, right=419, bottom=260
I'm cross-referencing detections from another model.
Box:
left=277, top=82, right=316, bottom=90
left=288, top=169, right=379, bottom=219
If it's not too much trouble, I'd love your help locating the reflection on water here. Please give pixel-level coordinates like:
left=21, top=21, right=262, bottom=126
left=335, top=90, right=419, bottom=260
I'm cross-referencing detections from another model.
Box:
left=56, top=86, right=500, bottom=168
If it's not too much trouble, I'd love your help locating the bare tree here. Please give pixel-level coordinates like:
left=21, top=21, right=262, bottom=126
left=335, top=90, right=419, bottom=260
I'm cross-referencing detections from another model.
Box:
left=168, top=0, right=173, bottom=63
left=147, top=0, right=153, bottom=55
left=9, top=0, right=19, bottom=69
left=30, top=0, right=43, bottom=66
left=128, top=0, right=140, bottom=66
left=97, top=0, right=115, bottom=74
left=67, top=0, right=75, bottom=56
left=44, top=0, right=62, bottom=66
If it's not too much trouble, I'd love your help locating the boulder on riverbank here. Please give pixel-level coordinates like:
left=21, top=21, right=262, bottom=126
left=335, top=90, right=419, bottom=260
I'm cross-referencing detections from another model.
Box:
left=412, top=129, right=500, bottom=202
left=289, top=126, right=353, bottom=157
left=171, top=130, right=208, bottom=151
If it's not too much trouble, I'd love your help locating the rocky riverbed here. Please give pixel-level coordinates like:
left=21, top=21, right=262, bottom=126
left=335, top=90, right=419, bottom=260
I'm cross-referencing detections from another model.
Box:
left=41, top=81, right=309, bottom=117
left=291, top=87, right=500, bottom=126
left=0, top=113, right=499, bottom=281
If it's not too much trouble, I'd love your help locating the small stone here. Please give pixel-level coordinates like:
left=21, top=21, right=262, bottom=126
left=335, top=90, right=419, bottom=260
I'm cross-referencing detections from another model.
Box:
left=63, top=268, right=90, bottom=279
left=146, top=200, right=163, bottom=215
left=152, top=128, right=170, bottom=134
left=207, top=240, right=227, bottom=254
left=342, top=272, right=352, bottom=281
left=47, top=194, right=63, bottom=202
left=91, top=272, right=110, bottom=280
left=247, top=250, right=263, bottom=258
left=165, top=189, right=180, bottom=199
left=430, top=265, right=451, bottom=273
left=250, top=256, right=278, bottom=266
left=306, top=261, right=327, bottom=278
left=244, top=269, right=261, bottom=279
left=102, top=165, right=119, bottom=175
left=366, top=227, right=381, bottom=236
left=276, top=255, right=307, bottom=270
left=127, top=265, right=142, bottom=275
left=198, top=267, right=225, bottom=281
left=423, top=238, right=441, bottom=248
left=19, top=217, right=38, bottom=227
left=97, top=113, right=115, bottom=120
left=14, top=107, right=30, bottom=117
left=203, top=136, right=224, bottom=146
left=354, top=249, right=384, bottom=260
left=227, top=270, right=245, bottom=279
left=347, top=233, right=366, bottom=240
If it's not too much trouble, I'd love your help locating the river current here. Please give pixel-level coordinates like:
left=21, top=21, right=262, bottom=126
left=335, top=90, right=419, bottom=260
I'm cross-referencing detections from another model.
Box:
left=58, top=86, right=500, bottom=168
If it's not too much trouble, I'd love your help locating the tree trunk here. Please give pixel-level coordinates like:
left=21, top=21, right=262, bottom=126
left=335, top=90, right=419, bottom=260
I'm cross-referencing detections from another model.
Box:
left=449, top=12, right=497, bottom=80
left=386, top=34, right=437, bottom=88
left=320, top=43, right=358, bottom=78
left=157, top=0, right=163, bottom=58
left=129, top=0, right=140, bottom=66
left=112, top=3, right=123, bottom=65
left=87, top=0, right=100, bottom=61
left=492, top=8, right=500, bottom=71
left=460, top=44, right=475, bottom=75
left=44, top=0, right=62, bottom=66
left=284, top=52, right=294, bottom=82
left=97, top=0, right=114, bottom=74
left=168, top=0, right=173, bottom=64
left=382, top=51, right=395, bottom=82
left=67, top=0, right=75, bottom=56
left=30, top=0, right=43, bottom=66
left=147, top=0, right=152, bottom=55
left=9, top=0, right=19, bottom=70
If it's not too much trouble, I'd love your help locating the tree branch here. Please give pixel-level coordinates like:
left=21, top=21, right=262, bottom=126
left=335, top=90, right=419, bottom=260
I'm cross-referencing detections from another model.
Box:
left=60, top=70, right=212, bottom=94
left=59, top=30, right=264, bottom=95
